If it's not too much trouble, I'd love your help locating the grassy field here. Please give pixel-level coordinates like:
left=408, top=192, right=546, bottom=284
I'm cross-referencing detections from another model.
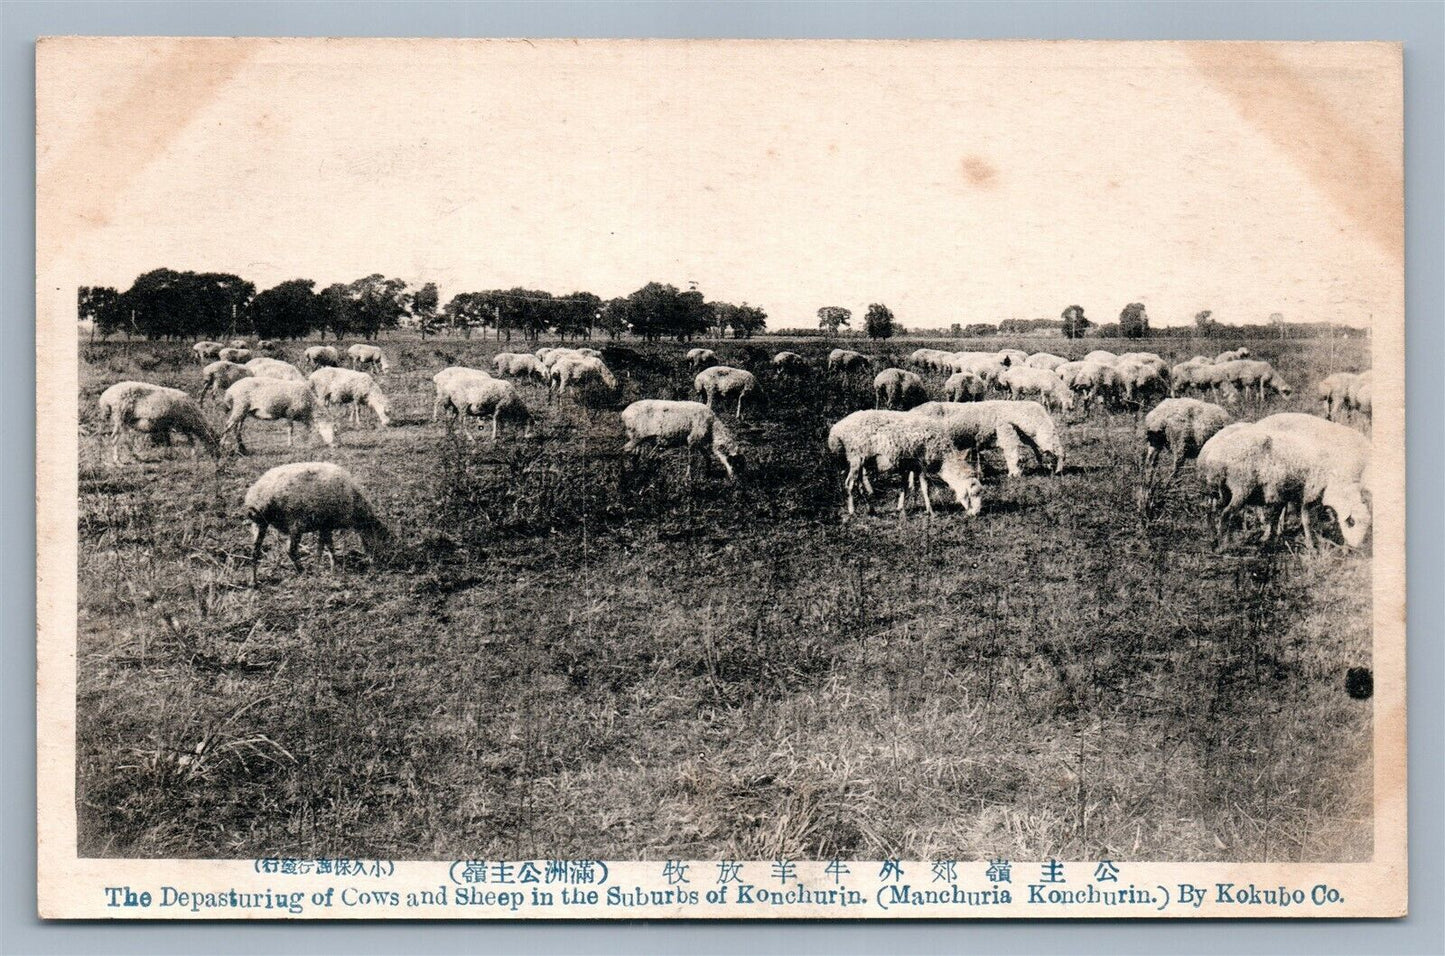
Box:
left=75, top=334, right=1374, bottom=863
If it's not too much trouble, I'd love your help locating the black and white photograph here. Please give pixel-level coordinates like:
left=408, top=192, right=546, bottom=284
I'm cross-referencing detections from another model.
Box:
left=36, top=37, right=1406, bottom=918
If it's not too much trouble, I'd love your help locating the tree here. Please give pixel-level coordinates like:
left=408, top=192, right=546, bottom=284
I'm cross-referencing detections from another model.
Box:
left=248, top=279, right=321, bottom=340
left=729, top=303, right=767, bottom=339
left=410, top=281, right=441, bottom=339
left=120, top=268, right=254, bottom=339
left=78, top=286, right=126, bottom=340
left=347, top=274, right=409, bottom=339
left=1269, top=311, right=1286, bottom=340
left=1061, top=305, right=1090, bottom=339
left=620, top=282, right=712, bottom=341
left=817, top=306, right=852, bottom=335
left=1119, top=302, right=1149, bottom=339
left=443, top=292, right=496, bottom=339
left=317, top=283, right=355, bottom=339
left=596, top=297, right=628, bottom=339
left=864, top=303, right=896, bottom=340
left=1193, top=309, right=1216, bottom=338
left=552, top=291, right=602, bottom=341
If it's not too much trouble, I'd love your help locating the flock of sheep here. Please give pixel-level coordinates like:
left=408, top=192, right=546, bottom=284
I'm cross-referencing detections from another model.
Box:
left=92, top=337, right=1374, bottom=583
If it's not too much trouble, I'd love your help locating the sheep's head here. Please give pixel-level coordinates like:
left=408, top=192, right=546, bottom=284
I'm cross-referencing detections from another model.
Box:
left=368, top=391, right=392, bottom=427
left=939, top=452, right=984, bottom=516
left=1271, top=376, right=1294, bottom=398
left=1323, top=483, right=1371, bottom=547
left=315, top=420, right=337, bottom=446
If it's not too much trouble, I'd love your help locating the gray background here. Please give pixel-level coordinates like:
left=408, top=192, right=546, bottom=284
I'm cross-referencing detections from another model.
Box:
left=3, top=2, right=1440, bottom=953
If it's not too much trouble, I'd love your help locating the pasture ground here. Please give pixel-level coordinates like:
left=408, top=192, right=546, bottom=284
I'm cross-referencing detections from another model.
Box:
left=75, top=334, right=1373, bottom=862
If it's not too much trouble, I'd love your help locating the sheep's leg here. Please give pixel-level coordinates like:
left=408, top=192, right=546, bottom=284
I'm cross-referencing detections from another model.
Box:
left=844, top=465, right=859, bottom=515
left=250, top=522, right=267, bottom=586
left=920, top=474, right=936, bottom=516
left=318, top=530, right=336, bottom=571
left=492, top=409, right=501, bottom=441
left=287, top=532, right=305, bottom=573
left=737, top=395, right=744, bottom=419
left=286, top=421, right=296, bottom=447
left=1299, top=502, right=1316, bottom=548
left=994, top=426, right=1025, bottom=477
left=1169, top=447, right=1182, bottom=479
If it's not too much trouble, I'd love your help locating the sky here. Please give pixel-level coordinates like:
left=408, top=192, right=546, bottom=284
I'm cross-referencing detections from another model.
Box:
left=38, top=39, right=1402, bottom=330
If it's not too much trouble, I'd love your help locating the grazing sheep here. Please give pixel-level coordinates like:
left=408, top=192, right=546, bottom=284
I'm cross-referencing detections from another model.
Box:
left=1023, top=352, right=1067, bottom=371
left=1216, top=359, right=1293, bottom=401
left=1216, top=348, right=1252, bottom=363
left=493, top=352, right=548, bottom=382
left=944, top=371, right=990, bottom=403
left=1170, top=357, right=1216, bottom=395
left=826, top=410, right=984, bottom=517
left=226, top=339, right=249, bottom=349
left=222, top=378, right=335, bottom=454
left=1317, top=372, right=1359, bottom=420
left=244, top=462, right=391, bottom=585
left=218, top=346, right=252, bottom=364
left=995, top=348, right=1029, bottom=367
left=574, top=347, right=603, bottom=359
left=199, top=360, right=253, bottom=403
left=947, top=352, right=1008, bottom=385
left=549, top=354, right=618, bottom=399
left=909, top=348, right=948, bottom=370
left=192, top=341, right=224, bottom=362
left=454, top=377, right=531, bottom=440
left=1117, top=351, right=1165, bottom=367
left=245, top=356, right=307, bottom=382
left=911, top=400, right=1065, bottom=477
left=1142, top=397, right=1232, bottom=476
left=1197, top=415, right=1370, bottom=548
left=772, top=350, right=808, bottom=374
left=686, top=347, right=718, bottom=369
left=347, top=343, right=392, bottom=373
left=1084, top=349, right=1120, bottom=366
left=621, top=399, right=741, bottom=481
left=873, top=368, right=929, bottom=410
left=1113, top=358, right=1170, bottom=408
left=1058, top=360, right=1121, bottom=411
left=999, top=365, right=1074, bottom=411
left=827, top=349, right=871, bottom=373
left=304, top=345, right=341, bottom=369
left=432, top=366, right=493, bottom=421
left=309, top=367, right=392, bottom=428
left=539, top=347, right=584, bottom=370
left=1345, top=370, right=1374, bottom=418
left=97, top=381, right=220, bottom=464
left=695, top=366, right=759, bottom=418
left=255, top=339, right=280, bottom=353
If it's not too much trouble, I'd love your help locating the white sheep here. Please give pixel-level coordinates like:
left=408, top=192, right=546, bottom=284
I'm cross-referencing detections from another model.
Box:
left=304, top=345, right=341, bottom=368
left=192, top=341, right=224, bottom=362
left=540, top=347, right=584, bottom=371
left=909, top=348, right=948, bottom=370
left=944, top=371, right=989, bottom=403
left=1057, top=360, right=1121, bottom=411
left=1345, top=370, right=1373, bottom=418
left=255, top=339, right=280, bottom=353
left=1316, top=372, right=1359, bottom=420
left=772, top=351, right=808, bottom=374
left=245, top=356, right=307, bottom=382
left=873, top=368, right=929, bottom=410
left=1023, top=352, right=1067, bottom=371
left=218, top=346, right=252, bottom=364
left=1216, top=347, right=1252, bottom=363
left=995, top=348, right=1029, bottom=367
left=432, top=366, right=493, bottom=422
left=347, top=343, right=392, bottom=373
left=947, top=353, right=1007, bottom=385
left=1142, top=397, right=1232, bottom=476
left=686, top=347, right=718, bottom=369
left=226, top=339, right=249, bottom=349
left=621, top=399, right=741, bottom=480
left=826, top=410, right=984, bottom=517
left=1117, top=351, right=1165, bottom=367
left=199, top=360, right=253, bottom=403
left=998, top=365, right=1074, bottom=411
left=309, top=367, right=392, bottom=428
left=454, top=377, right=531, bottom=441
left=492, top=352, right=548, bottom=382
left=694, top=366, right=759, bottom=418
left=222, top=378, right=335, bottom=454
left=1113, top=358, right=1170, bottom=408
left=244, top=461, right=391, bottom=585
left=1216, top=359, right=1293, bottom=401
left=97, top=381, right=220, bottom=464
left=1197, top=415, right=1369, bottom=548
left=911, top=400, right=1066, bottom=477
left=827, top=349, right=871, bottom=373
left=549, top=354, right=618, bottom=399
left=1083, top=349, right=1119, bottom=366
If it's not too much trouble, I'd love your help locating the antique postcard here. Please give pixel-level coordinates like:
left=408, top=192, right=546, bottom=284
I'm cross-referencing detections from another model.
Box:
left=37, top=38, right=1405, bottom=918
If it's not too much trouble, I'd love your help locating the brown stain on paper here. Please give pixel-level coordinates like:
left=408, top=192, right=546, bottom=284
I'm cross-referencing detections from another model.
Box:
left=37, top=38, right=256, bottom=272
left=1186, top=43, right=1402, bottom=263
left=960, top=154, right=999, bottom=188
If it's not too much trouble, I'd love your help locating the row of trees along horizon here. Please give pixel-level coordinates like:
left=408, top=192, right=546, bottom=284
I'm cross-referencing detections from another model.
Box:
left=77, top=268, right=1363, bottom=343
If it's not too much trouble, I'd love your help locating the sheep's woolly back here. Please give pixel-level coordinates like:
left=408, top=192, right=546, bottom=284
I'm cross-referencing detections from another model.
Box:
left=226, top=377, right=320, bottom=418
left=911, top=400, right=1064, bottom=459
left=1084, top=350, right=1119, bottom=365
left=101, top=381, right=218, bottom=452
left=828, top=349, right=869, bottom=370
left=1144, top=398, right=1232, bottom=453
left=246, top=357, right=306, bottom=381
left=1024, top=352, right=1066, bottom=370
left=311, top=367, right=385, bottom=407
left=552, top=355, right=617, bottom=389
left=621, top=399, right=737, bottom=455
left=828, top=410, right=969, bottom=472
left=695, top=365, right=757, bottom=395
left=1000, top=366, right=1069, bottom=400
left=494, top=352, right=546, bottom=378
left=772, top=351, right=806, bottom=369
left=1254, top=413, right=1370, bottom=483
left=245, top=462, right=388, bottom=539
left=459, top=376, right=526, bottom=417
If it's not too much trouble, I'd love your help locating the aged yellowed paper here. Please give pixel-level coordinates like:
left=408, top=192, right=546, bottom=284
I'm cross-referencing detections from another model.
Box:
left=38, top=38, right=1404, bottom=918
